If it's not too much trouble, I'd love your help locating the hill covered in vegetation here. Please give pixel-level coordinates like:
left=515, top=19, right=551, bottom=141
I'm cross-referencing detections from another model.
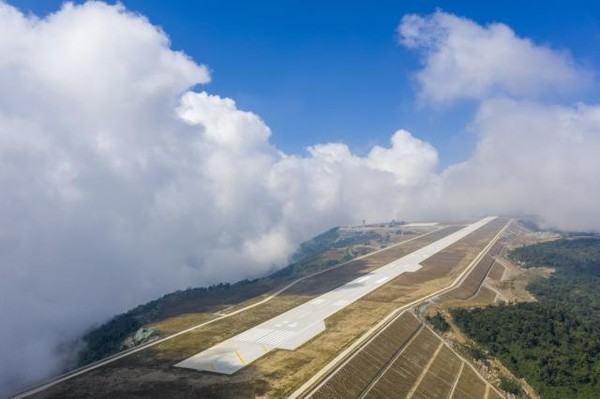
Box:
left=452, top=238, right=600, bottom=398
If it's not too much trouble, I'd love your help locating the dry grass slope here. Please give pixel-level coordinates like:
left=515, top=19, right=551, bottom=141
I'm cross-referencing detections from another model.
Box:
left=311, top=312, right=421, bottom=399
left=488, top=389, right=505, bottom=399
left=411, top=345, right=462, bottom=399
left=488, top=262, right=505, bottom=281
left=365, top=328, right=440, bottom=398
left=452, top=365, right=487, bottom=399
left=442, top=247, right=501, bottom=302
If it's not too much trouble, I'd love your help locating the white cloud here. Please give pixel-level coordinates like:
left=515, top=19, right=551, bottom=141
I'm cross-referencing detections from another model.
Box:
left=438, top=98, right=600, bottom=231
left=398, top=11, right=588, bottom=103
left=367, top=129, right=438, bottom=185
left=0, top=2, right=438, bottom=394
left=398, top=11, right=600, bottom=232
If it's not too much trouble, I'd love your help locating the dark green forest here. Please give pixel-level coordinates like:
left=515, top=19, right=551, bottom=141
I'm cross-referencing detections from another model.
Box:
left=426, top=312, right=450, bottom=332
left=451, top=237, right=600, bottom=398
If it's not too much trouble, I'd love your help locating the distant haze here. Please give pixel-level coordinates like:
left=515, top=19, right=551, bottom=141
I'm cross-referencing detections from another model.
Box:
left=1, top=2, right=599, bottom=395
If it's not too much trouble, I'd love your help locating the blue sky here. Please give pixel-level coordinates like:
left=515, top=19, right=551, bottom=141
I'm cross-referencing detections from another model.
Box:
left=10, top=0, right=600, bottom=166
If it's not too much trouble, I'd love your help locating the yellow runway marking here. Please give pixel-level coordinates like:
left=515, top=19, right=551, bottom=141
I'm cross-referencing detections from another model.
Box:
left=235, top=350, right=246, bottom=365
left=261, top=344, right=270, bottom=353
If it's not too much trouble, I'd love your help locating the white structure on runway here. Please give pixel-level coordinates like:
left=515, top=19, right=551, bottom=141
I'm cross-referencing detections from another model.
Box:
left=175, top=217, right=495, bottom=374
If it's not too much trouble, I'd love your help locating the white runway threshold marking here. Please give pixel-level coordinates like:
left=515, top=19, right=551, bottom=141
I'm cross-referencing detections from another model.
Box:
left=175, top=217, right=495, bottom=374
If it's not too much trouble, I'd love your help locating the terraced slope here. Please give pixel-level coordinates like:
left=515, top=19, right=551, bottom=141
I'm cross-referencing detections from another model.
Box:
left=311, top=312, right=421, bottom=398
left=452, top=364, right=487, bottom=399
left=309, top=323, right=503, bottom=399
left=410, top=345, right=462, bottom=398
left=364, top=327, right=441, bottom=398
left=442, top=243, right=503, bottom=301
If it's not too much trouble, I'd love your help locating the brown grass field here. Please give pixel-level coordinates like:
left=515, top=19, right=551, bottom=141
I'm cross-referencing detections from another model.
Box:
left=311, top=322, right=503, bottom=399
left=441, top=251, right=500, bottom=301
left=310, top=320, right=503, bottom=399
left=452, top=364, right=488, bottom=399
left=364, top=327, right=441, bottom=398
left=464, top=285, right=498, bottom=305
left=487, top=261, right=505, bottom=281
left=411, top=344, right=463, bottom=398
left=488, top=389, right=505, bottom=399
left=310, top=312, right=421, bottom=398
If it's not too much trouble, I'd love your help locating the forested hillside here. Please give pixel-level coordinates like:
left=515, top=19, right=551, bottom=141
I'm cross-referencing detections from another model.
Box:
left=452, top=238, right=600, bottom=399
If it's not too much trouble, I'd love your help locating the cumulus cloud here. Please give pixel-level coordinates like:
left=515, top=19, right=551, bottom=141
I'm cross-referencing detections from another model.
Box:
left=398, top=10, right=589, bottom=103
left=0, top=2, right=438, bottom=394
left=438, top=99, right=600, bottom=231
left=266, top=131, right=438, bottom=237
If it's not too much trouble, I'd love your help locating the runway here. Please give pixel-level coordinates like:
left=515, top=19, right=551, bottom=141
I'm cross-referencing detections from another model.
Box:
left=175, top=217, right=495, bottom=374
